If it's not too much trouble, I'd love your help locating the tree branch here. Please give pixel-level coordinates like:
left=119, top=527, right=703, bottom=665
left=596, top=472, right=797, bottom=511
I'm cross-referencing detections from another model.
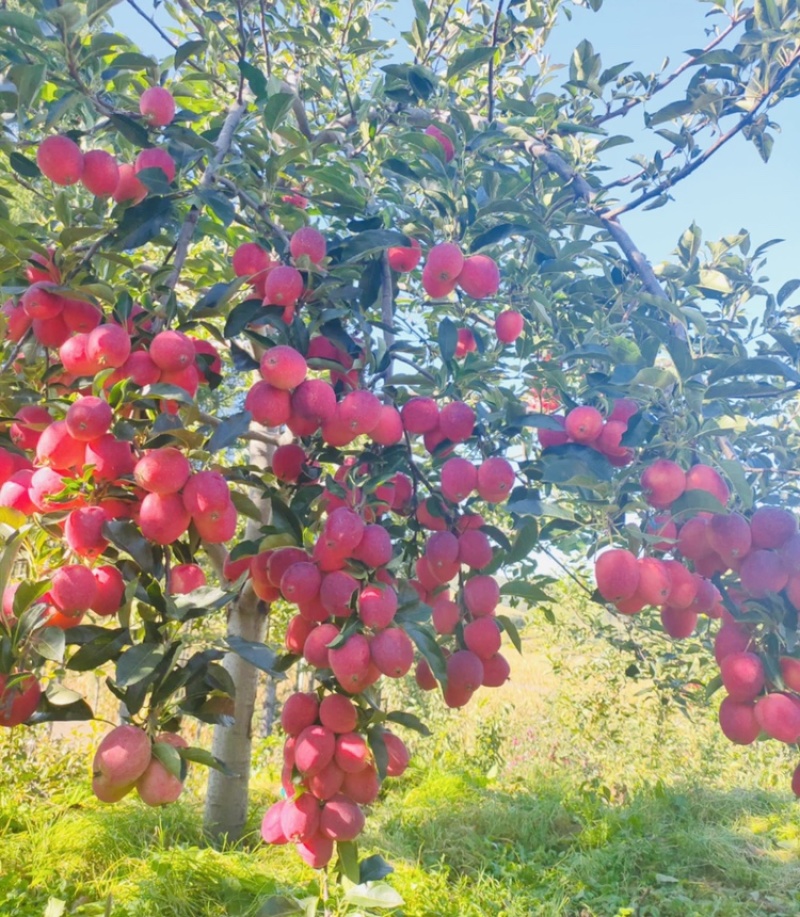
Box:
left=259, top=0, right=272, bottom=78
left=0, top=331, right=31, bottom=374
left=607, top=48, right=800, bottom=219
left=487, top=0, right=504, bottom=123
left=159, top=100, right=248, bottom=309
left=594, top=8, right=753, bottom=126
left=125, top=0, right=179, bottom=52
left=380, top=251, right=395, bottom=384
left=212, top=176, right=290, bottom=247
left=526, top=141, right=671, bottom=304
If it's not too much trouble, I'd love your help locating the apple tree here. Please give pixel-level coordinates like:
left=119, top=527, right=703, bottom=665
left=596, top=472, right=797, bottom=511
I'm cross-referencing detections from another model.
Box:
left=1, top=0, right=800, bottom=890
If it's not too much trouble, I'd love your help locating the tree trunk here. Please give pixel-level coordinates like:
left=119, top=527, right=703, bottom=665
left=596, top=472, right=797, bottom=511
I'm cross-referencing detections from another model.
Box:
left=203, top=434, right=273, bottom=844
left=203, top=581, right=267, bottom=843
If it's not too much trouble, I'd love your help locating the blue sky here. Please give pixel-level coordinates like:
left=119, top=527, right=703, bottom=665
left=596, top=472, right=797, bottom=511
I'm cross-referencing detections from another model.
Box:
left=111, top=0, right=799, bottom=294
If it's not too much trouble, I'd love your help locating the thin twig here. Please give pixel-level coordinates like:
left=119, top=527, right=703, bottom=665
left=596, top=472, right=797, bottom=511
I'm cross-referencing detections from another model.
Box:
left=235, top=0, right=246, bottom=105
left=259, top=0, right=272, bottom=78
left=594, top=9, right=753, bottom=126
left=421, top=1, right=456, bottom=66
left=391, top=354, right=437, bottom=383
left=0, top=331, right=31, bottom=374
left=125, top=0, right=180, bottom=51
left=487, top=0, right=504, bottom=123
left=607, top=48, right=800, bottom=219
left=159, top=101, right=248, bottom=309
left=212, top=176, right=291, bottom=247
left=336, top=60, right=357, bottom=121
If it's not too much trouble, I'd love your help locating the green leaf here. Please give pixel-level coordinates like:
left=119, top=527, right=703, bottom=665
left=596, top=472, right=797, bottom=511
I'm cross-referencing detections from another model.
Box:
left=0, top=10, right=43, bottom=36
left=113, top=196, right=175, bottom=251
left=12, top=580, right=50, bottom=618
left=385, top=710, right=431, bottom=736
left=506, top=497, right=575, bottom=521
left=197, top=189, right=236, bottom=227
left=9, top=151, right=41, bottom=179
left=329, top=230, right=408, bottom=263
left=108, top=52, right=157, bottom=72
left=224, top=299, right=265, bottom=337
left=0, top=530, right=24, bottom=603
left=496, top=614, right=523, bottom=654
left=205, top=411, right=252, bottom=453
left=368, top=729, right=389, bottom=780
left=647, top=99, right=695, bottom=126
left=707, top=357, right=800, bottom=385
left=108, top=114, right=150, bottom=148
left=447, top=46, right=496, bottom=81
left=270, top=494, right=304, bottom=544
left=191, top=280, right=241, bottom=316
left=539, top=444, right=613, bottom=486
left=669, top=489, right=726, bottom=516
left=175, top=40, right=208, bottom=69
left=705, top=673, right=723, bottom=699
left=228, top=491, right=262, bottom=524
left=337, top=840, right=360, bottom=884
left=116, top=643, right=167, bottom=688
left=359, top=854, right=394, bottom=882
left=240, top=61, right=268, bottom=99
left=152, top=740, right=183, bottom=779
left=406, top=625, right=447, bottom=686
left=343, top=882, right=404, bottom=909
left=256, top=897, right=307, bottom=917
left=226, top=635, right=280, bottom=674
left=31, top=627, right=65, bottom=664
left=103, top=519, right=155, bottom=570
left=15, top=64, right=46, bottom=110
left=178, top=745, right=236, bottom=776
left=438, top=316, right=457, bottom=362
left=500, top=581, right=551, bottom=604
left=28, top=684, right=93, bottom=724
left=506, top=519, right=539, bottom=564
left=264, top=92, right=296, bottom=132
left=67, top=630, right=129, bottom=672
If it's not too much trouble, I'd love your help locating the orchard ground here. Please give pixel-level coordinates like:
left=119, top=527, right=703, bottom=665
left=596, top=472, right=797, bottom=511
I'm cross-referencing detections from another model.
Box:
left=2, top=591, right=799, bottom=917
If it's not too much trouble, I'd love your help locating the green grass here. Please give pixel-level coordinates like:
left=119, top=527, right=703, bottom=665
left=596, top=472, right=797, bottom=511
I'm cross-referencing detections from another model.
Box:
left=2, top=605, right=800, bottom=916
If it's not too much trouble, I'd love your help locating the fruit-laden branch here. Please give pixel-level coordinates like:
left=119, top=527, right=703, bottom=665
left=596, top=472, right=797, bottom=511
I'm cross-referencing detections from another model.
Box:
left=593, top=7, right=753, bottom=126
left=526, top=142, right=671, bottom=305
left=607, top=47, right=800, bottom=219
left=160, top=100, right=248, bottom=307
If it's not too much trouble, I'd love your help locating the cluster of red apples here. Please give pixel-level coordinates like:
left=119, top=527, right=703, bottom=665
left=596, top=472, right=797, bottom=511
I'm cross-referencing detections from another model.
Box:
left=33, top=87, right=177, bottom=204
left=92, top=723, right=188, bottom=807
left=245, top=362, right=515, bottom=864
left=538, top=399, right=638, bottom=467
left=595, top=457, right=800, bottom=795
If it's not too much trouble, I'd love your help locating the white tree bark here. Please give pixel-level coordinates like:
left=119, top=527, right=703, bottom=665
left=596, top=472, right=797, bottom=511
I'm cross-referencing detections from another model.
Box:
left=203, top=433, right=272, bottom=843
left=203, top=580, right=267, bottom=842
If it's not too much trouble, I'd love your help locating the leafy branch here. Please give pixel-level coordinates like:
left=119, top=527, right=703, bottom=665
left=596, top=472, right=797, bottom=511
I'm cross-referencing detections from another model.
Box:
left=593, top=7, right=753, bottom=126
left=607, top=47, right=800, bottom=219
